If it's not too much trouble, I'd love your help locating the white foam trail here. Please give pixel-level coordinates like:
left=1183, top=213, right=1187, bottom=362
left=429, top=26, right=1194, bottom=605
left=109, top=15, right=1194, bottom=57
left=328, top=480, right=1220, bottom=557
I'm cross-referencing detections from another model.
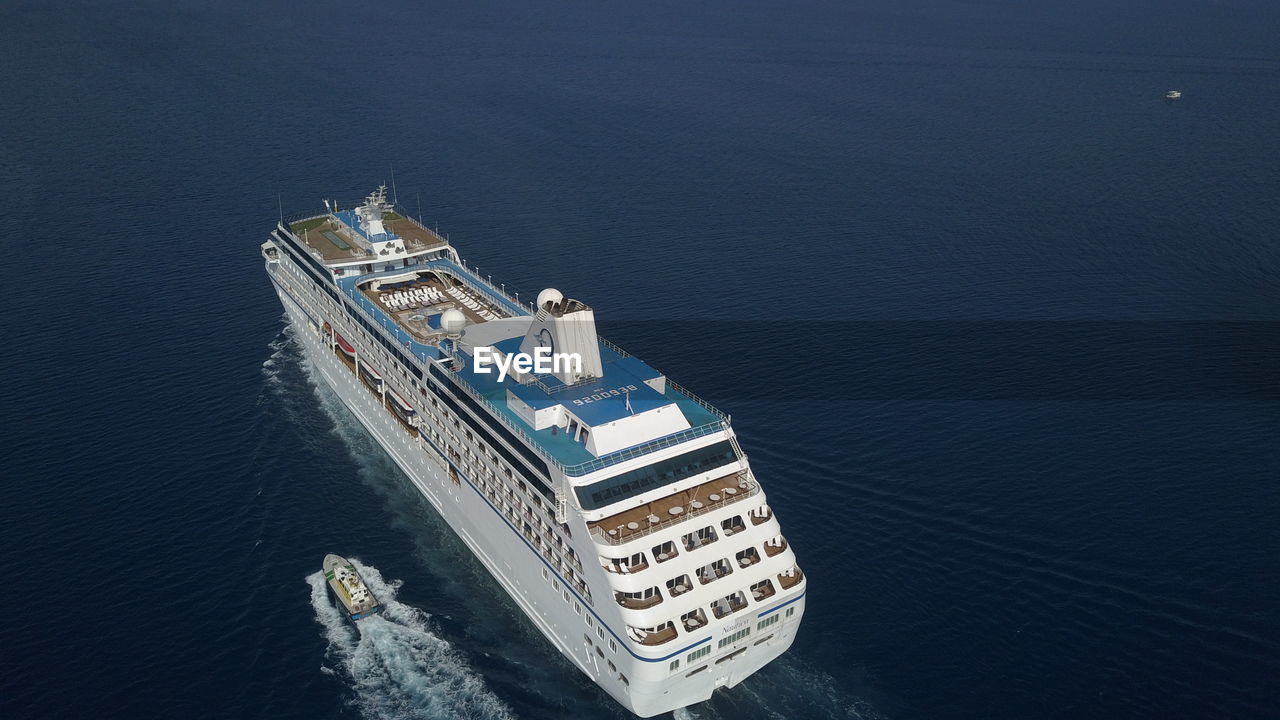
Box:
left=260, top=319, right=293, bottom=387
left=308, top=560, right=515, bottom=720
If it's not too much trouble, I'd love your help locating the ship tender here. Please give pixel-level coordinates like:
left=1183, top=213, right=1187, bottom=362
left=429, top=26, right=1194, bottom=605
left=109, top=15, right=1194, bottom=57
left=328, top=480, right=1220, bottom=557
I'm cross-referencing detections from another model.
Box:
left=323, top=553, right=385, bottom=622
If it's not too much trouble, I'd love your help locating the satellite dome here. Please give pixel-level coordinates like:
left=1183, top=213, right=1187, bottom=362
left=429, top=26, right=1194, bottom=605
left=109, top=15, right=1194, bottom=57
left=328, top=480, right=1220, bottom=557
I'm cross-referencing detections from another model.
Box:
left=537, top=288, right=564, bottom=309
left=440, top=308, right=467, bottom=335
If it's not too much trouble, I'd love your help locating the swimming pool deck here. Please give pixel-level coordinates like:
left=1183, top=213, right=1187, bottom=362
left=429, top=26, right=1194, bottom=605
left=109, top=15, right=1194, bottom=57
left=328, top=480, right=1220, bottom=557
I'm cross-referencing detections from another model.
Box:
left=356, top=275, right=501, bottom=335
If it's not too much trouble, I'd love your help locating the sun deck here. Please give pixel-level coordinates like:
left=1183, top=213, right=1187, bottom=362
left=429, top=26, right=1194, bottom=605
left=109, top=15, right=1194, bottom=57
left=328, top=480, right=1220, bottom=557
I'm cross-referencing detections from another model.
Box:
left=289, top=212, right=447, bottom=264
left=355, top=271, right=514, bottom=344
left=589, top=471, right=757, bottom=546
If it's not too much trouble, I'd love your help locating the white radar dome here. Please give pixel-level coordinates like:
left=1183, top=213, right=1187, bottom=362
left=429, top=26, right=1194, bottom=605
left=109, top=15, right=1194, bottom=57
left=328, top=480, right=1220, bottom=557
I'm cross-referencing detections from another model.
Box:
left=441, top=308, right=467, bottom=335
left=536, top=288, right=564, bottom=309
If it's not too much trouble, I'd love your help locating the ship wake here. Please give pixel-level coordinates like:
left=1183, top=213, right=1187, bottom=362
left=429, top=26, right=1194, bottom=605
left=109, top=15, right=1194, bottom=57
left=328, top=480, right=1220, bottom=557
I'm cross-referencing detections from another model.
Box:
left=307, top=560, right=515, bottom=720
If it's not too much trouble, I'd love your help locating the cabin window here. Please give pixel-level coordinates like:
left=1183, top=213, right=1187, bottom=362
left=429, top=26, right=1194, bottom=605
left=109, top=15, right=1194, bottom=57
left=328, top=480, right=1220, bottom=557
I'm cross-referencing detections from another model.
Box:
left=718, top=628, right=750, bottom=649
left=749, top=578, right=777, bottom=602
left=696, top=558, right=733, bottom=585
left=680, top=608, right=708, bottom=632
left=652, top=541, right=678, bottom=563
left=721, top=516, right=747, bottom=536
left=666, top=574, right=693, bottom=597
left=682, top=526, right=718, bottom=551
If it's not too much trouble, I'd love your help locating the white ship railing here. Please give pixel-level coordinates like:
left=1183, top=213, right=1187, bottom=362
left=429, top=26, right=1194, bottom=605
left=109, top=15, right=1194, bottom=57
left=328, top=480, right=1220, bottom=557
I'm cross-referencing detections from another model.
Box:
left=589, top=470, right=759, bottom=546
left=441, top=261, right=530, bottom=317
left=564, top=421, right=729, bottom=477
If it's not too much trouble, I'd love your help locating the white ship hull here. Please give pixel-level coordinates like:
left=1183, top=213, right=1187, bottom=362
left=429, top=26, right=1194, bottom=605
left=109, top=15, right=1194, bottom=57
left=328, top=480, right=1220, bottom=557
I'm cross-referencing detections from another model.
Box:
left=266, top=225, right=805, bottom=716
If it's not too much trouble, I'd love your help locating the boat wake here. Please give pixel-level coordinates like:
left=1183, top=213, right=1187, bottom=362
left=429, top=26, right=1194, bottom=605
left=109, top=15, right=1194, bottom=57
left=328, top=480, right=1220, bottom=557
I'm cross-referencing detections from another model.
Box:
left=307, top=560, right=515, bottom=720
left=258, top=321, right=293, bottom=393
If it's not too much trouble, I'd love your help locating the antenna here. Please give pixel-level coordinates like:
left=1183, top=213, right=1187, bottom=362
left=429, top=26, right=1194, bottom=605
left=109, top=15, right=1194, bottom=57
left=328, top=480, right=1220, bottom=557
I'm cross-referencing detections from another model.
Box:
left=389, top=164, right=399, bottom=205
left=277, top=193, right=283, bottom=223
left=416, top=192, right=423, bottom=224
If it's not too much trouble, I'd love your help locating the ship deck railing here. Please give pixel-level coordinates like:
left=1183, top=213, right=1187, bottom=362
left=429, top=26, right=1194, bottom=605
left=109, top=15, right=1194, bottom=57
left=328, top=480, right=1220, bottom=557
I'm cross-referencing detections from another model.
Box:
left=589, top=470, right=758, bottom=546
left=628, top=622, right=678, bottom=646
left=778, top=567, right=804, bottom=590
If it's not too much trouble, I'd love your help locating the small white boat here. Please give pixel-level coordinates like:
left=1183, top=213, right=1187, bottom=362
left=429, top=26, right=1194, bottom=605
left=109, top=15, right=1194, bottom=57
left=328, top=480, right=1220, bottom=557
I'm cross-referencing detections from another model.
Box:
left=1166, top=90, right=1182, bottom=99
left=323, top=554, right=384, bottom=621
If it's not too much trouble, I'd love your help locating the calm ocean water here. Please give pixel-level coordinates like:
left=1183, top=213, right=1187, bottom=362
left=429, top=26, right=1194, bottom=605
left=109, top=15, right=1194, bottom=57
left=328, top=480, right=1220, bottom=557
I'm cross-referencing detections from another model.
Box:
left=2, top=1, right=1278, bottom=718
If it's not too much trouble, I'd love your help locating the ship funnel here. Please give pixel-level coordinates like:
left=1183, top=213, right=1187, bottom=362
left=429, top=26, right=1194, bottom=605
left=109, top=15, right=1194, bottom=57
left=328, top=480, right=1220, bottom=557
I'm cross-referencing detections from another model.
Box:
left=518, top=288, right=604, bottom=384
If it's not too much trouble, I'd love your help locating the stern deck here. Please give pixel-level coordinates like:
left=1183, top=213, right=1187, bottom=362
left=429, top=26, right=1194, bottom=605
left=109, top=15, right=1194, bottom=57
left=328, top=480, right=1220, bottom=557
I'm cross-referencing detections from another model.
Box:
left=589, top=471, right=757, bottom=546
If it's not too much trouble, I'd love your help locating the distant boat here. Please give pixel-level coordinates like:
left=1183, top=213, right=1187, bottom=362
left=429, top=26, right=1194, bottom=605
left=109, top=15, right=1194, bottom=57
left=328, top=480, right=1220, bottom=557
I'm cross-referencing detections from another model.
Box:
left=1166, top=90, right=1182, bottom=99
left=323, top=554, right=384, bottom=622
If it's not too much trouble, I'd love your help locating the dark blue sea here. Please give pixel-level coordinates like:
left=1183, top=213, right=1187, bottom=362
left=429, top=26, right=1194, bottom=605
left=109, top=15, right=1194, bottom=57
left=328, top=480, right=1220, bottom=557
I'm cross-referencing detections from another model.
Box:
left=3, top=1, right=1278, bottom=718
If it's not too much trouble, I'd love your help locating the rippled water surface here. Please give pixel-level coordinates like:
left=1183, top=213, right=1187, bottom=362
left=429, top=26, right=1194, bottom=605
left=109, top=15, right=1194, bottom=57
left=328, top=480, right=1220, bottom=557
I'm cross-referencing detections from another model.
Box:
left=2, top=1, right=1278, bottom=718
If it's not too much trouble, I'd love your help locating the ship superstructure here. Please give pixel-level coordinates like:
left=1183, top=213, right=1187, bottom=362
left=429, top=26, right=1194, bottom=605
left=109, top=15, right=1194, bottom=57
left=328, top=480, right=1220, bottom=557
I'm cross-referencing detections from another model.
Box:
left=262, top=186, right=805, bottom=716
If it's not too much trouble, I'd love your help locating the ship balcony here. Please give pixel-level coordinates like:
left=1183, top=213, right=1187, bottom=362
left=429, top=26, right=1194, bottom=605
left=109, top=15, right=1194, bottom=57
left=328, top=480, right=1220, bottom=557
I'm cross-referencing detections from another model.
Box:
left=588, top=471, right=757, bottom=546
left=652, top=540, right=679, bottom=564
left=721, top=516, right=747, bottom=537
left=764, top=536, right=788, bottom=558
left=666, top=574, right=693, bottom=598
left=735, top=547, right=761, bottom=569
left=680, top=608, right=709, bottom=633
left=711, top=591, right=749, bottom=620
left=602, top=551, right=649, bottom=575
left=778, top=566, right=804, bottom=590
left=682, top=526, right=719, bottom=552
left=750, top=504, right=772, bottom=526
left=696, top=559, right=733, bottom=586
left=627, top=621, right=677, bottom=646
left=615, top=588, right=664, bottom=610
left=749, top=579, right=777, bottom=603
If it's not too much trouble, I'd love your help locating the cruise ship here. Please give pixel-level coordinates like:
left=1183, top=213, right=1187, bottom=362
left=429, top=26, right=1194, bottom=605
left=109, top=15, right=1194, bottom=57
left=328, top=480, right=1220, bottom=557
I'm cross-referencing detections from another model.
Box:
left=262, top=186, right=805, bottom=716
